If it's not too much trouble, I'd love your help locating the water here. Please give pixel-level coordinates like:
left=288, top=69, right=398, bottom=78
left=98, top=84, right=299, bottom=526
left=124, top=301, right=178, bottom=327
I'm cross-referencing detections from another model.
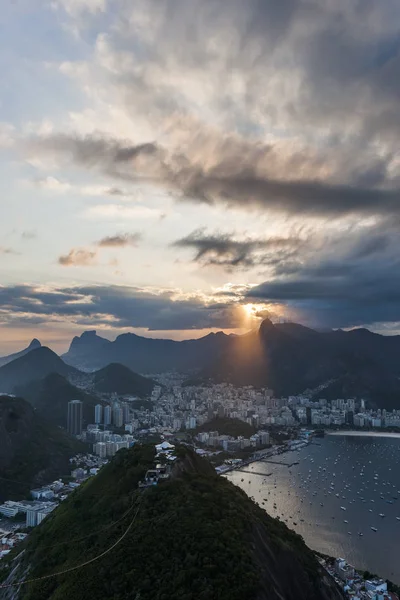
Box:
left=225, top=433, right=400, bottom=584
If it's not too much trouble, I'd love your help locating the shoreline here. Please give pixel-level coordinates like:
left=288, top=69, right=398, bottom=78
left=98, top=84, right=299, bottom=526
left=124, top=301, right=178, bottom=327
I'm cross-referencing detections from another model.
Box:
left=326, top=430, right=400, bottom=439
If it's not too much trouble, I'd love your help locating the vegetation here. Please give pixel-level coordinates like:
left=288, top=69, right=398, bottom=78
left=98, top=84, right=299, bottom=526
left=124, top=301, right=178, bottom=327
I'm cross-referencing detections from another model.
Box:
left=195, top=417, right=256, bottom=438
left=5, top=445, right=343, bottom=600
left=16, top=373, right=104, bottom=428
left=0, top=395, right=85, bottom=501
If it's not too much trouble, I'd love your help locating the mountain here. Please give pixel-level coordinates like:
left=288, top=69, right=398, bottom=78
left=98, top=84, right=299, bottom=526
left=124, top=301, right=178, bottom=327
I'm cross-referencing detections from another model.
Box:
left=203, top=319, right=400, bottom=408
left=0, top=347, right=78, bottom=395
left=63, top=330, right=111, bottom=370
left=92, top=363, right=156, bottom=397
left=0, top=395, right=85, bottom=501
left=1, top=445, right=344, bottom=600
left=0, top=339, right=41, bottom=368
left=62, top=329, right=232, bottom=373
left=15, top=373, right=104, bottom=429
left=15, top=320, right=400, bottom=407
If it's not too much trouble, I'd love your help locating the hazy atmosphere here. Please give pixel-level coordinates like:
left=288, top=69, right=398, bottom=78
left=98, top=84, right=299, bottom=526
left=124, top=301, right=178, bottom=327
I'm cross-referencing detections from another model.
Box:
left=2, top=0, right=400, bottom=352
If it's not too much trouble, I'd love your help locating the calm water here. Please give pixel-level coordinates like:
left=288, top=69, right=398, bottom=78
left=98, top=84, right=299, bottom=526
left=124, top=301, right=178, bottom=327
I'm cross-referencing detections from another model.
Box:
left=226, top=433, right=400, bottom=583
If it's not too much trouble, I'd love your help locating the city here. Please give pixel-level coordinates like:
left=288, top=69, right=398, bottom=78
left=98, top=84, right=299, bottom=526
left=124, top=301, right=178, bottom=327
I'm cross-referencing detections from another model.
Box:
left=1, top=375, right=400, bottom=599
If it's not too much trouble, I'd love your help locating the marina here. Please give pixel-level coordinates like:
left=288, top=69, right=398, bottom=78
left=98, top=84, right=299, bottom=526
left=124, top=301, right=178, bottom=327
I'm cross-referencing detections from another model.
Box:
left=225, top=433, right=400, bottom=584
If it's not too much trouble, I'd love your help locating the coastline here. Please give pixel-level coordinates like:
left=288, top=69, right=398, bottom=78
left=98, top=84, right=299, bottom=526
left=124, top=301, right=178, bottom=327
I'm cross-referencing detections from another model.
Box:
left=326, top=430, right=400, bottom=439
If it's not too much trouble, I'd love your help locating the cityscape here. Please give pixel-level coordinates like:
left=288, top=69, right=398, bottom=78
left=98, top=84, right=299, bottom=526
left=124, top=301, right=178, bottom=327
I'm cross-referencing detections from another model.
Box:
left=2, top=372, right=400, bottom=599
left=2, top=0, right=400, bottom=598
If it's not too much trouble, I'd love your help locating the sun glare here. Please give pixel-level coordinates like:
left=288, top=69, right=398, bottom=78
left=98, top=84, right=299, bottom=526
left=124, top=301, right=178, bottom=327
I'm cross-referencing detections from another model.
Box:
left=243, top=303, right=258, bottom=317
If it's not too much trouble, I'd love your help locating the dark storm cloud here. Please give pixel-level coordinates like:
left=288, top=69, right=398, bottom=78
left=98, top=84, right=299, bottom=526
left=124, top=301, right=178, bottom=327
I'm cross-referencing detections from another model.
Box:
left=0, top=284, right=243, bottom=331
left=247, top=220, right=400, bottom=328
left=173, top=229, right=303, bottom=269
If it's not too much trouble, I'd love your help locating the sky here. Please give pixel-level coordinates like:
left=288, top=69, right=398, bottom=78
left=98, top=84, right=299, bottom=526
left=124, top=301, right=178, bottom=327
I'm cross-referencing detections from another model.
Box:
left=1, top=0, right=400, bottom=354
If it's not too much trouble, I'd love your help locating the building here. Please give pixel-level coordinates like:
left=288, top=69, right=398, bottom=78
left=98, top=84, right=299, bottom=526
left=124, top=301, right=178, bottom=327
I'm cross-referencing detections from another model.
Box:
left=365, top=579, right=388, bottom=593
left=26, top=503, right=57, bottom=527
left=30, top=488, right=55, bottom=500
left=122, top=403, right=130, bottom=424
left=113, top=406, right=123, bottom=428
left=94, top=404, right=103, bottom=424
left=334, top=558, right=355, bottom=581
left=67, top=400, right=83, bottom=436
left=104, top=405, right=112, bottom=426
left=94, top=442, right=107, bottom=458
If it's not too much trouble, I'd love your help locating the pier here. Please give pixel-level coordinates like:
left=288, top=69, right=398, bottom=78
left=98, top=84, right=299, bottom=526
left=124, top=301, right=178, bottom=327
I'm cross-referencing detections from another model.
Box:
left=237, top=469, right=273, bottom=476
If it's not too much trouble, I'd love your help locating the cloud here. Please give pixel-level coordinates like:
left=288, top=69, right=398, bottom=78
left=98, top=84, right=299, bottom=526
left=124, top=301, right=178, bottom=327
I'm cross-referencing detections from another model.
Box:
left=0, top=284, right=245, bottom=331
left=58, top=233, right=141, bottom=268
left=58, top=248, right=98, bottom=266
left=173, top=229, right=304, bottom=270
left=84, top=203, right=165, bottom=220
left=20, top=0, right=400, bottom=221
left=34, top=176, right=71, bottom=193
left=0, top=122, right=15, bottom=148
left=247, top=218, right=400, bottom=328
left=96, top=232, right=142, bottom=247
left=51, top=0, right=107, bottom=17
left=25, top=131, right=400, bottom=219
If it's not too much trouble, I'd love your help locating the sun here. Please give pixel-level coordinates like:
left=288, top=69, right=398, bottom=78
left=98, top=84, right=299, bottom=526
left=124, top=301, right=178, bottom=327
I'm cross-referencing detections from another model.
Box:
left=243, top=303, right=258, bottom=317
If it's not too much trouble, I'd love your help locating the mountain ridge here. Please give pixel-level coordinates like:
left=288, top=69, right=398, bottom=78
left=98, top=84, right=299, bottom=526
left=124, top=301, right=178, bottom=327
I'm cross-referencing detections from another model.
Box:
left=0, top=339, right=42, bottom=368
left=4, top=320, right=400, bottom=407
left=1, top=444, right=345, bottom=600
left=0, top=347, right=78, bottom=395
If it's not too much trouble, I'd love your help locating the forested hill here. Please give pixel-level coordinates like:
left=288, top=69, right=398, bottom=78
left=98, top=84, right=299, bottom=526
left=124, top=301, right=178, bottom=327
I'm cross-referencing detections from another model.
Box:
left=1, top=445, right=344, bottom=600
left=0, top=395, right=85, bottom=501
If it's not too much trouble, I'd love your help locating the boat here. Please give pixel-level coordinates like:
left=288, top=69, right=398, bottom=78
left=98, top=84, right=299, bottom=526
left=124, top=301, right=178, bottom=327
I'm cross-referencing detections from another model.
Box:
left=340, top=506, right=346, bottom=511
left=379, top=513, right=385, bottom=518
left=344, top=520, right=348, bottom=524
left=396, top=517, right=400, bottom=521
left=371, top=527, right=377, bottom=532
left=358, top=532, right=363, bottom=536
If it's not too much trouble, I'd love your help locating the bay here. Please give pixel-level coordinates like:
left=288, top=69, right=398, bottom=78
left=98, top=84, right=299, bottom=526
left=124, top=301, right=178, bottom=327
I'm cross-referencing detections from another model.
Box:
left=225, top=433, right=400, bottom=584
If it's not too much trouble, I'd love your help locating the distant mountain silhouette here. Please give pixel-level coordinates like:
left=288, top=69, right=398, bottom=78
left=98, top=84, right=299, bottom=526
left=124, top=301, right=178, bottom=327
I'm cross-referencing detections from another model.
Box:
left=93, top=363, right=156, bottom=397
left=203, top=319, right=400, bottom=408
left=8, top=320, right=400, bottom=408
left=0, top=338, right=41, bottom=367
left=0, top=346, right=77, bottom=394
left=0, top=394, right=85, bottom=501
left=65, top=330, right=111, bottom=369
left=63, top=329, right=232, bottom=373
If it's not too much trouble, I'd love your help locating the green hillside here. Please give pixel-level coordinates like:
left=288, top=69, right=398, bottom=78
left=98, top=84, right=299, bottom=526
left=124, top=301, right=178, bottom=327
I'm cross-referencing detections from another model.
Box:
left=16, top=373, right=104, bottom=428
left=0, top=395, right=85, bottom=501
left=2, top=445, right=344, bottom=600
